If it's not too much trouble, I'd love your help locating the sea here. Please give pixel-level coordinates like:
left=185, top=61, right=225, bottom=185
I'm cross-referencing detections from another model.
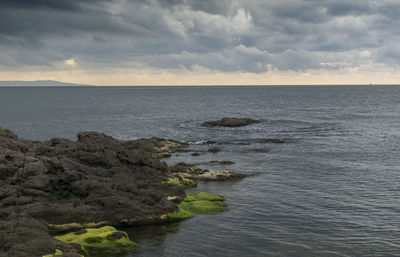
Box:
left=1, top=85, right=399, bottom=257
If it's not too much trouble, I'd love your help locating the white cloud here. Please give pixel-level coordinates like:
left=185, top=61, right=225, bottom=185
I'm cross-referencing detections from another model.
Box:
left=64, top=58, right=78, bottom=68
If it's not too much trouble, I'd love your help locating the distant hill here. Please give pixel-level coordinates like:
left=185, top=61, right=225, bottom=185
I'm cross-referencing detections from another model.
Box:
left=0, top=80, right=93, bottom=87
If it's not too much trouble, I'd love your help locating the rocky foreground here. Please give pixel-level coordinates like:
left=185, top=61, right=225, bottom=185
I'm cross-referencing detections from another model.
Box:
left=0, top=129, right=243, bottom=257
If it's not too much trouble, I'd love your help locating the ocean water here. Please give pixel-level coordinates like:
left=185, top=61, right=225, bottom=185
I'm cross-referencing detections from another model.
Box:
left=1, top=85, right=400, bottom=256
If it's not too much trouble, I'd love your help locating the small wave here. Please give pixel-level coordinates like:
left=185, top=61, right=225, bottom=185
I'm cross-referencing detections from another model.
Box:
left=266, top=119, right=316, bottom=126
left=216, top=138, right=286, bottom=145
left=250, top=148, right=271, bottom=153
left=188, top=140, right=217, bottom=145
left=277, top=122, right=345, bottom=137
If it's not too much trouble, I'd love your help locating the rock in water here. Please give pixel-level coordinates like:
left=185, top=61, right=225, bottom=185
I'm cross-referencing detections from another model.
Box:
left=0, top=129, right=187, bottom=256
left=202, top=117, right=260, bottom=127
left=208, top=147, right=221, bottom=153
left=169, top=162, right=245, bottom=181
left=125, top=136, right=186, bottom=159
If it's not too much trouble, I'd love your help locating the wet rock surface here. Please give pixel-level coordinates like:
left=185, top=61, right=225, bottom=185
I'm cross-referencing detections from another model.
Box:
left=0, top=210, right=82, bottom=257
left=202, top=117, right=260, bottom=127
left=170, top=162, right=245, bottom=182
left=124, top=137, right=186, bottom=159
left=0, top=129, right=186, bottom=257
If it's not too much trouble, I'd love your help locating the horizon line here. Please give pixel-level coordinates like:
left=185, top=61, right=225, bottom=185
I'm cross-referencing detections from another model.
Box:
left=0, top=80, right=399, bottom=87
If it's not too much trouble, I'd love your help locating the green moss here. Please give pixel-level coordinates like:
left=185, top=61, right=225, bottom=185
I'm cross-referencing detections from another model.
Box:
left=42, top=249, right=63, bottom=257
left=179, top=199, right=226, bottom=214
left=165, top=192, right=226, bottom=225
left=185, top=192, right=224, bottom=202
left=166, top=208, right=194, bottom=222
left=179, top=193, right=226, bottom=214
left=165, top=177, right=197, bottom=188
left=55, top=226, right=137, bottom=256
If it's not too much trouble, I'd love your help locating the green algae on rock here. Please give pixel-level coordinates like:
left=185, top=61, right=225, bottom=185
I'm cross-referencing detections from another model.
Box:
left=164, top=176, right=197, bottom=188
left=166, top=208, right=195, bottom=222
left=42, top=249, right=63, bottom=257
left=165, top=192, right=227, bottom=223
left=54, top=226, right=137, bottom=256
left=179, top=200, right=226, bottom=214
left=185, top=192, right=224, bottom=202
left=179, top=193, right=227, bottom=214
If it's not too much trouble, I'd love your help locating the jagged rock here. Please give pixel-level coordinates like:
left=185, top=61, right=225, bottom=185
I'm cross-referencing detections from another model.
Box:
left=124, top=137, right=186, bottom=159
left=0, top=129, right=186, bottom=257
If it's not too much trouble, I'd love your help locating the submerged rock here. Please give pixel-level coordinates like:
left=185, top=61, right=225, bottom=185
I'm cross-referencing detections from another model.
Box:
left=202, top=117, right=260, bottom=127
left=196, top=169, right=245, bottom=181
left=208, top=147, right=221, bottom=153
left=219, top=161, right=235, bottom=165
left=256, top=138, right=285, bottom=144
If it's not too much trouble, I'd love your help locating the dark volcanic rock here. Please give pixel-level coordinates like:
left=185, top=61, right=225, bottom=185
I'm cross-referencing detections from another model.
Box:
left=124, top=137, right=186, bottom=159
left=0, top=129, right=186, bottom=257
left=202, top=117, right=260, bottom=127
left=0, top=210, right=81, bottom=257
left=107, top=231, right=126, bottom=240
left=74, top=229, right=87, bottom=235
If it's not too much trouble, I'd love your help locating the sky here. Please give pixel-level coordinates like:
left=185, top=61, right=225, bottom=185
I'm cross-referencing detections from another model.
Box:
left=1, top=0, right=400, bottom=85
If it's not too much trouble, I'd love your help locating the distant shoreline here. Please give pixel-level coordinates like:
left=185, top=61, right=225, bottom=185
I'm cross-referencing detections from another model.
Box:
left=0, top=81, right=399, bottom=87
left=0, top=80, right=93, bottom=87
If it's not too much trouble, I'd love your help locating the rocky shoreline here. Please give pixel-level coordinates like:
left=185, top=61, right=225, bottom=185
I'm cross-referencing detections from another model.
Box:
left=0, top=128, right=245, bottom=257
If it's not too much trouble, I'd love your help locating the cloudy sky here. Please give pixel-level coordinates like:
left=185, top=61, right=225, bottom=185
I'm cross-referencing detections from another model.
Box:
left=1, top=0, right=400, bottom=85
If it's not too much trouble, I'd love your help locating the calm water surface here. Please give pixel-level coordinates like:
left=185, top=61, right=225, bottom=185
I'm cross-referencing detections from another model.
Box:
left=1, top=85, right=400, bottom=256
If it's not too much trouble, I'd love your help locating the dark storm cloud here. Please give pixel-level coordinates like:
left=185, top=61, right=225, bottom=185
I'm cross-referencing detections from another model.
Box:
left=0, top=0, right=110, bottom=11
left=0, top=0, right=399, bottom=72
